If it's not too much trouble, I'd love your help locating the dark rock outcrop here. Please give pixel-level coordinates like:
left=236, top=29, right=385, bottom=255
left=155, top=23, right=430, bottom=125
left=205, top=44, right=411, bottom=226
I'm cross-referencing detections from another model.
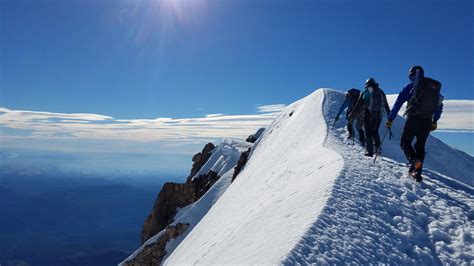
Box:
left=188, top=143, right=215, bottom=181
left=232, top=147, right=251, bottom=182
left=141, top=143, right=215, bottom=244
left=246, top=127, right=265, bottom=143
left=131, top=140, right=253, bottom=265
left=194, top=170, right=219, bottom=199
left=141, top=181, right=195, bottom=243
left=124, top=223, right=190, bottom=266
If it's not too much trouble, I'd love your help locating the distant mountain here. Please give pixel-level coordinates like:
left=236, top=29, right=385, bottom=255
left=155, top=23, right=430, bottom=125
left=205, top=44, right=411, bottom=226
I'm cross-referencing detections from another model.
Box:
left=123, top=89, right=473, bottom=265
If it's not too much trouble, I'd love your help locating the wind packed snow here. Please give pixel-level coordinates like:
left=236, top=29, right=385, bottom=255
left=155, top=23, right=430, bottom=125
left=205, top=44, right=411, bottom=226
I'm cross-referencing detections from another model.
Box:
left=120, top=139, right=251, bottom=265
left=163, top=139, right=252, bottom=260
left=284, top=90, right=473, bottom=264
left=165, top=89, right=344, bottom=264
left=162, top=89, right=473, bottom=265
left=190, top=139, right=251, bottom=181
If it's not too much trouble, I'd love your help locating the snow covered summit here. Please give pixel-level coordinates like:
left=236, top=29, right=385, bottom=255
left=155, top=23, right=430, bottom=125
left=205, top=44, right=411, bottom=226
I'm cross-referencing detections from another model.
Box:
left=124, top=89, right=473, bottom=265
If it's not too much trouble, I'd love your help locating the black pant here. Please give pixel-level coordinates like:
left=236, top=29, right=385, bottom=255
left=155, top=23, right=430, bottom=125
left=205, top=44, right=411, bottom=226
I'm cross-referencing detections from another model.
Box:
left=347, top=111, right=365, bottom=144
left=364, top=110, right=382, bottom=154
left=400, top=117, right=432, bottom=164
left=347, top=123, right=366, bottom=143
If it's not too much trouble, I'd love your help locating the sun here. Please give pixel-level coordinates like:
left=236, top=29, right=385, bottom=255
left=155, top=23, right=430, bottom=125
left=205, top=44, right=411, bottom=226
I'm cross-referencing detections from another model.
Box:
left=158, top=0, right=204, bottom=25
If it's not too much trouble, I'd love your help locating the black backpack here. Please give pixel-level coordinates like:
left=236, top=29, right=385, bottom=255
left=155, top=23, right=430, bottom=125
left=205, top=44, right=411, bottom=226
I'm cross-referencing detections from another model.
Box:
left=368, top=89, right=384, bottom=115
left=347, top=89, right=362, bottom=113
left=406, top=77, right=442, bottom=119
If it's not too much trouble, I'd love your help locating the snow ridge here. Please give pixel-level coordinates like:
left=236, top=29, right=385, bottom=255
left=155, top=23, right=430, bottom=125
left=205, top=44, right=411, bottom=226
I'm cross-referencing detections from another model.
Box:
left=163, top=139, right=252, bottom=260
left=145, top=89, right=472, bottom=265
left=120, top=139, right=251, bottom=265
left=284, top=89, right=473, bottom=264
left=165, top=89, right=344, bottom=264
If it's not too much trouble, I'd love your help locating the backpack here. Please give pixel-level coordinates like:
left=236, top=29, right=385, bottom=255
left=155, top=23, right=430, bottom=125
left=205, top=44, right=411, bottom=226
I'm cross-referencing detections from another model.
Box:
left=347, top=89, right=363, bottom=113
left=405, top=77, right=442, bottom=119
left=367, top=89, right=384, bottom=115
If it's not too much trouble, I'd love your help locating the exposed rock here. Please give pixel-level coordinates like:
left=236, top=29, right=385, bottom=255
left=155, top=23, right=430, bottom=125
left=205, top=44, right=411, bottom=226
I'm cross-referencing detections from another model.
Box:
left=141, top=142, right=217, bottom=244
left=188, top=143, right=215, bottom=181
left=126, top=139, right=257, bottom=265
left=124, top=223, right=190, bottom=266
left=246, top=128, right=265, bottom=143
left=194, top=170, right=219, bottom=199
left=141, top=181, right=195, bottom=243
left=232, top=147, right=251, bottom=182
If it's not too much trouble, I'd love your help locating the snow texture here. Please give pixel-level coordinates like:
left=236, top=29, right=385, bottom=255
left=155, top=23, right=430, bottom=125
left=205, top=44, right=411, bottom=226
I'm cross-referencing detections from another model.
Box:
left=190, top=139, right=251, bottom=181
left=164, top=89, right=473, bottom=265
left=119, top=139, right=251, bottom=265
left=165, top=89, right=344, bottom=264
left=284, top=89, right=473, bottom=264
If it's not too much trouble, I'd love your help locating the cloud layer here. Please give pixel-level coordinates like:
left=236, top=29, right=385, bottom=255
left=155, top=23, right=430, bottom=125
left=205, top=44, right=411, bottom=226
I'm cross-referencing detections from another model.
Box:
left=0, top=105, right=281, bottom=148
left=1, top=94, right=472, bottom=154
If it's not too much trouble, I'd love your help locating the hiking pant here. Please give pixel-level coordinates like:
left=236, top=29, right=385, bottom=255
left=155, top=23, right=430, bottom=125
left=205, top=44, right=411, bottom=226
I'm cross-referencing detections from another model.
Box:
left=400, top=116, right=432, bottom=165
left=364, top=110, right=382, bottom=154
left=347, top=111, right=365, bottom=144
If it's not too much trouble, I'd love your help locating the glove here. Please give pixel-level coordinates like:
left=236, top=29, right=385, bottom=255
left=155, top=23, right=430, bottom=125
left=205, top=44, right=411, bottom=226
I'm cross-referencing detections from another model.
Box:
left=431, top=122, right=437, bottom=131
left=385, top=119, right=393, bottom=128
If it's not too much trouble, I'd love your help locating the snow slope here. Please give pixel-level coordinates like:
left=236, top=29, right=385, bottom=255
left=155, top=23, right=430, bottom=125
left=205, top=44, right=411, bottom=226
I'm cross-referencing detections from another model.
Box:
left=165, top=89, right=473, bottom=264
left=120, top=139, right=251, bottom=265
left=165, top=89, right=344, bottom=264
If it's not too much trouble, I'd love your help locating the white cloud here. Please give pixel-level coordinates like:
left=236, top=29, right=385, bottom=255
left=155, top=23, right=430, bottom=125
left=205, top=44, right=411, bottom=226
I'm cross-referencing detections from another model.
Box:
left=0, top=107, right=113, bottom=121
left=205, top=114, right=225, bottom=118
left=256, top=104, right=286, bottom=114
left=386, top=95, right=474, bottom=131
left=2, top=95, right=471, bottom=153
left=0, top=106, right=282, bottom=147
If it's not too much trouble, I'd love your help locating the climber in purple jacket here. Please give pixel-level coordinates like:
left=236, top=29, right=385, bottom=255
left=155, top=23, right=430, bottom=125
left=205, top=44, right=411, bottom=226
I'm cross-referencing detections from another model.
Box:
left=386, top=66, right=443, bottom=182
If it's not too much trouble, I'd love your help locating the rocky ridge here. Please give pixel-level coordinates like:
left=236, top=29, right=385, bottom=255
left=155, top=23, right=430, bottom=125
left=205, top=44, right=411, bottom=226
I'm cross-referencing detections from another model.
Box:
left=122, top=131, right=263, bottom=265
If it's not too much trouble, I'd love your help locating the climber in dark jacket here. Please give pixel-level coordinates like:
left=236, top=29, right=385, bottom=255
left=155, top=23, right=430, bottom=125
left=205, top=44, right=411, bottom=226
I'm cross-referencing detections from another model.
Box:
left=386, top=66, right=443, bottom=182
left=335, top=88, right=365, bottom=145
left=356, top=78, right=390, bottom=157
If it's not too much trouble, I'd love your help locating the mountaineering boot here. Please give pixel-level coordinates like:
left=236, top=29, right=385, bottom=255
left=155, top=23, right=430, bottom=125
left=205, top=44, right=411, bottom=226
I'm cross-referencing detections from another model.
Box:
left=408, top=163, right=416, bottom=176
left=414, top=160, right=422, bottom=171
left=408, top=160, right=421, bottom=172
left=408, top=160, right=423, bottom=182
left=409, top=160, right=422, bottom=175
left=413, top=172, right=423, bottom=182
left=414, top=160, right=423, bottom=182
left=364, top=152, right=373, bottom=157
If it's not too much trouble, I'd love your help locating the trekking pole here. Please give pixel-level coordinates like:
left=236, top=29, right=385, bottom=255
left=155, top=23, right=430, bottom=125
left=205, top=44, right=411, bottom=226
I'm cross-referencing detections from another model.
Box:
left=347, top=99, right=362, bottom=119
left=373, top=127, right=389, bottom=163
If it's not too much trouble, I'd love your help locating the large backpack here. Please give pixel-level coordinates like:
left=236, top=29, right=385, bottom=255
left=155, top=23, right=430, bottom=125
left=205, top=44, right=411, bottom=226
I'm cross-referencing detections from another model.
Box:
left=347, top=89, right=363, bottom=113
left=405, top=77, right=442, bottom=119
left=367, top=89, right=384, bottom=115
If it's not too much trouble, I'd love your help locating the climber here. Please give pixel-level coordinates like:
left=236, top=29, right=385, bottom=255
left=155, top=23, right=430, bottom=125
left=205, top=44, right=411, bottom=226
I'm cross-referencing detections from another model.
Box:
left=335, top=88, right=366, bottom=146
left=385, top=66, right=443, bottom=182
left=355, top=78, right=391, bottom=157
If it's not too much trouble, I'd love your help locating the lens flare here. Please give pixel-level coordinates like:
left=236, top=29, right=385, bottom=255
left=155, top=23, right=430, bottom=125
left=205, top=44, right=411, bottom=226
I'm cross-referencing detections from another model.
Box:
left=116, top=0, right=206, bottom=47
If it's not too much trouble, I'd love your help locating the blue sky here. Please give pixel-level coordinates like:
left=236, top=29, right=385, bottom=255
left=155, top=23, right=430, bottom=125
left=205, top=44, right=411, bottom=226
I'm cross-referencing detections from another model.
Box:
left=0, top=0, right=473, bottom=173
left=1, top=0, right=473, bottom=117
